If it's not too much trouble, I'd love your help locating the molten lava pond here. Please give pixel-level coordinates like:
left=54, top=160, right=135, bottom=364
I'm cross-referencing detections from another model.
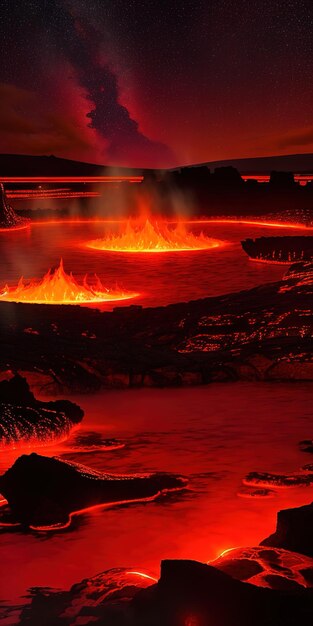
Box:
left=0, top=383, right=312, bottom=601
left=0, top=220, right=305, bottom=308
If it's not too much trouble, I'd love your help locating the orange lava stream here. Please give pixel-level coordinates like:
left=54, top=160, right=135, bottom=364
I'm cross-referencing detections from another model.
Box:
left=86, top=219, right=222, bottom=253
left=0, top=259, right=138, bottom=305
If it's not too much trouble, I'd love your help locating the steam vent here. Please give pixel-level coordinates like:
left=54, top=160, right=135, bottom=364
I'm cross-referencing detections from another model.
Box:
left=0, top=183, right=29, bottom=230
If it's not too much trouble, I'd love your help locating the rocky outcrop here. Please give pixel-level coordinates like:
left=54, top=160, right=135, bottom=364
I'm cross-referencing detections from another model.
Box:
left=0, top=453, right=186, bottom=527
left=0, top=183, right=29, bottom=229
left=129, top=559, right=313, bottom=626
left=0, top=374, right=83, bottom=447
left=243, top=471, right=313, bottom=488
left=13, top=558, right=313, bottom=626
left=261, top=501, right=313, bottom=558
left=241, top=236, right=313, bottom=263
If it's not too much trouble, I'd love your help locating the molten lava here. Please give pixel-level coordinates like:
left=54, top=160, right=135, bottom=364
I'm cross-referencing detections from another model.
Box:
left=0, top=260, right=138, bottom=305
left=86, top=219, right=222, bottom=253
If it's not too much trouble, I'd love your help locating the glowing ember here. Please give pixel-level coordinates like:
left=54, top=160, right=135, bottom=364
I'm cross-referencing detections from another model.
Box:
left=0, top=259, right=138, bottom=305
left=86, top=219, right=222, bottom=252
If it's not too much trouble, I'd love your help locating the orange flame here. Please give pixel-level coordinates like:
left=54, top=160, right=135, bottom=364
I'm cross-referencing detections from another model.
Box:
left=86, top=219, right=222, bottom=253
left=0, top=259, right=138, bottom=305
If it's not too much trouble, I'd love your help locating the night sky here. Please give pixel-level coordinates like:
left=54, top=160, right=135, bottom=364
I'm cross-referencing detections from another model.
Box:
left=1, top=0, right=313, bottom=167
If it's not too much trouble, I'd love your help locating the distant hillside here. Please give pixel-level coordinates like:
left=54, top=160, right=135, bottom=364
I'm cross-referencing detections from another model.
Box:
left=0, top=154, right=146, bottom=177
left=0, top=152, right=312, bottom=177
left=178, top=153, right=313, bottom=174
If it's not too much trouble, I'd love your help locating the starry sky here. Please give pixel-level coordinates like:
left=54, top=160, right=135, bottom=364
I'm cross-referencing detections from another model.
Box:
left=1, top=0, right=313, bottom=167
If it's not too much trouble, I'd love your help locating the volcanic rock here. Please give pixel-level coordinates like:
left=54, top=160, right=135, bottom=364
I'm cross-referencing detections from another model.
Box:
left=241, top=236, right=313, bottom=263
left=299, top=439, right=313, bottom=454
left=0, top=261, right=312, bottom=392
left=212, top=546, right=313, bottom=590
left=0, top=183, right=29, bottom=229
left=243, top=470, right=313, bottom=488
left=0, top=374, right=83, bottom=446
left=261, top=501, right=313, bottom=558
left=130, top=559, right=313, bottom=626
left=13, top=559, right=313, bottom=626
left=0, top=453, right=186, bottom=527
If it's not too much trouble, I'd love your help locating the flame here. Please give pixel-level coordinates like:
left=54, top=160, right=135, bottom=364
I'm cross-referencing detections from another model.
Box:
left=86, top=219, right=222, bottom=253
left=0, top=259, right=138, bottom=305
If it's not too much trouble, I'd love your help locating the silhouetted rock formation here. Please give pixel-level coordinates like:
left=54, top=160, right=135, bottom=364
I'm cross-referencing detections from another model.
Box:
left=261, top=501, right=313, bottom=558
left=213, top=165, right=244, bottom=187
left=0, top=453, right=186, bottom=527
left=129, top=559, right=313, bottom=626
left=270, top=171, right=296, bottom=188
left=0, top=183, right=29, bottom=228
left=0, top=262, right=311, bottom=392
left=241, top=236, right=313, bottom=263
left=13, top=557, right=313, bottom=626
left=0, top=375, right=83, bottom=446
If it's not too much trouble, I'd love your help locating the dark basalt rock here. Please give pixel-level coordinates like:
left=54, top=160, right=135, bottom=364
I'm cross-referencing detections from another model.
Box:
left=13, top=558, right=313, bottom=626
left=300, top=439, right=313, bottom=454
left=261, top=501, right=313, bottom=558
left=0, top=183, right=29, bottom=229
left=243, top=470, right=313, bottom=488
left=0, top=453, right=186, bottom=527
left=130, top=559, right=313, bottom=626
left=241, top=236, right=313, bottom=263
left=0, top=262, right=312, bottom=392
left=212, top=546, right=313, bottom=589
left=0, top=374, right=83, bottom=446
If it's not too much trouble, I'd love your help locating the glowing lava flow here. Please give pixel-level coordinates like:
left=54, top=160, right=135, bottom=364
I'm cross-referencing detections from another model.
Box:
left=86, top=219, right=222, bottom=253
left=0, top=260, right=138, bottom=305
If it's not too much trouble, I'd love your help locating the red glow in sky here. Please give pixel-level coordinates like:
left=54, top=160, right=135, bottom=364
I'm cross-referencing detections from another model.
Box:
left=1, top=2, right=313, bottom=166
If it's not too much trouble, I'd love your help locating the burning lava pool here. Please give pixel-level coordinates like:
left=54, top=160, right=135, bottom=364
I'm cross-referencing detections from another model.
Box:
left=86, top=219, right=222, bottom=253
left=0, top=259, right=138, bottom=305
left=0, top=219, right=306, bottom=309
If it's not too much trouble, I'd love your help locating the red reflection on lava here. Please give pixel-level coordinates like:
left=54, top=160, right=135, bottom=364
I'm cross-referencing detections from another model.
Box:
left=0, top=223, right=30, bottom=232
left=0, top=259, right=138, bottom=305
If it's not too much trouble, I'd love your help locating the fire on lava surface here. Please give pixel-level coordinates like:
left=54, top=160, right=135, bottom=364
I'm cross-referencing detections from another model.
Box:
left=0, top=259, right=138, bottom=305
left=86, top=219, right=223, bottom=252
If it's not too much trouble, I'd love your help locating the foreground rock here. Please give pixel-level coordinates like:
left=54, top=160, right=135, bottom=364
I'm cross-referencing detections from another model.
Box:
left=261, top=501, right=313, bottom=558
left=212, top=545, right=313, bottom=590
left=4, top=498, right=313, bottom=625
left=0, top=262, right=312, bottom=392
left=0, top=453, right=186, bottom=527
left=14, top=559, right=313, bottom=626
left=0, top=374, right=83, bottom=447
